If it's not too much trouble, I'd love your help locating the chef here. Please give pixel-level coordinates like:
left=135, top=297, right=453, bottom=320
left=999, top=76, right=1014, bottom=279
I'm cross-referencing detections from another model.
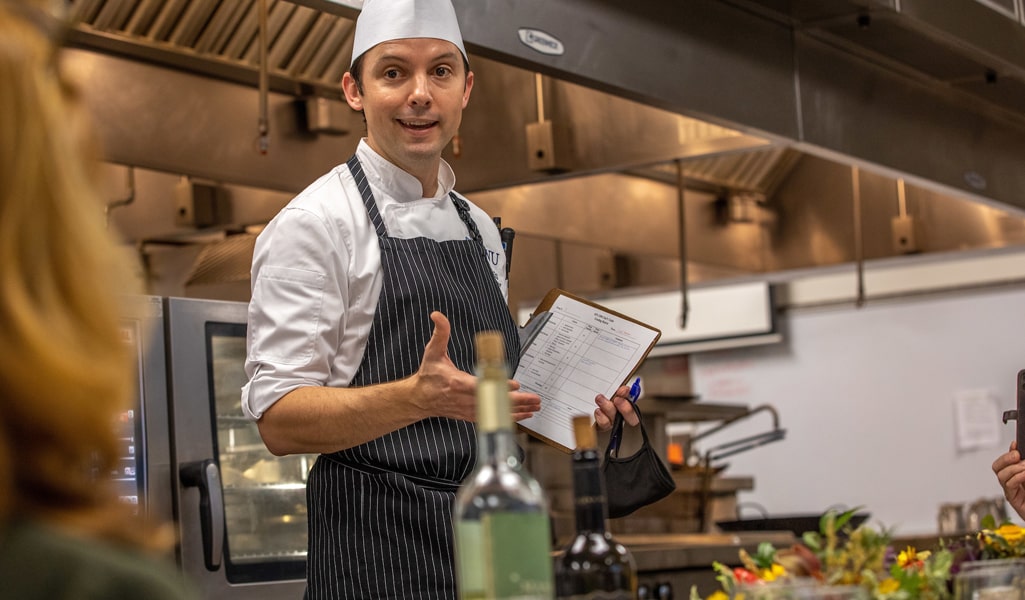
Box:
left=241, top=0, right=639, bottom=597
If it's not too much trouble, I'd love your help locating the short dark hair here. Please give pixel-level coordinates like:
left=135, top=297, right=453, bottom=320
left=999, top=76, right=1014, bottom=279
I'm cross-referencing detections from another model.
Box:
left=348, top=52, right=471, bottom=96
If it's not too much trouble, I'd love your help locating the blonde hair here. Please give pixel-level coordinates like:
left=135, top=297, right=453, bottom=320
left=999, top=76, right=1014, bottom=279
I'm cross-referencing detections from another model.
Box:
left=0, top=2, right=165, bottom=550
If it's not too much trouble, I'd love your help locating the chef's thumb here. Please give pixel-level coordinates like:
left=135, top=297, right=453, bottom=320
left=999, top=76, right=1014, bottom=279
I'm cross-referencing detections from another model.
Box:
left=422, top=311, right=451, bottom=363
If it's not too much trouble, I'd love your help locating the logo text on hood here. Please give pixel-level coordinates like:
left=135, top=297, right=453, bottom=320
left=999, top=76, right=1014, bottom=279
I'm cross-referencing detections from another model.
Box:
left=517, top=28, right=565, bottom=56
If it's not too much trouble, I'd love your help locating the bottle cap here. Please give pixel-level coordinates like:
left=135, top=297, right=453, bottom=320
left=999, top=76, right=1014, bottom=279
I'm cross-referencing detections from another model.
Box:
left=572, top=415, right=596, bottom=449
left=475, top=330, right=505, bottom=363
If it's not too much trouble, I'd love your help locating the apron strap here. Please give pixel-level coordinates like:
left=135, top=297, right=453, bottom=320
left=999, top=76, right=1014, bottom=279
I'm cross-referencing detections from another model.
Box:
left=449, top=192, right=484, bottom=244
left=346, top=155, right=390, bottom=239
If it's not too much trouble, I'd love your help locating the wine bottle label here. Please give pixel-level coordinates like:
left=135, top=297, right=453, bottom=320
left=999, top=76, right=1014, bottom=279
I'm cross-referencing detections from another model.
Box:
left=456, top=512, right=554, bottom=599
left=456, top=521, right=487, bottom=597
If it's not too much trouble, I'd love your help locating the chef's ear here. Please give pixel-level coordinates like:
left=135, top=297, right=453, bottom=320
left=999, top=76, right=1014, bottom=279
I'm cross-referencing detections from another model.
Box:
left=461, top=70, right=473, bottom=108
left=342, top=72, right=363, bottom=112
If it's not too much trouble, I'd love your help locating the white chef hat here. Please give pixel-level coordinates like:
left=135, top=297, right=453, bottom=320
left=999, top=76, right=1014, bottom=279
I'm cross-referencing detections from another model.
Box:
left=350, top=0, right=468, bottom=67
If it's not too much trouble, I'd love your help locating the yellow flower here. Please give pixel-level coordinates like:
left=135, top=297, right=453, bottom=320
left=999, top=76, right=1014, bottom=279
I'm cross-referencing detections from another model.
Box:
left=757, top=563, right=786, bottom=582
left=708, top=591, right=730, bottom=600
left=897, top=546, right=929, bottom=568
left=996, top=524, right=1025, bottom=544
left=877, top=578, right=900, bottom=594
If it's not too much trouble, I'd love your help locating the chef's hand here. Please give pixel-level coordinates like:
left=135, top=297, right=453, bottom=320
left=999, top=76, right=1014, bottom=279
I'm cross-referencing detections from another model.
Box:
left=593, top=385, right=639, bottom=431
left=418, top=311, right=540, bottom=423
left=993, top=441, right=1025, bottom=520
left=508, top=378, right=542, bottom=423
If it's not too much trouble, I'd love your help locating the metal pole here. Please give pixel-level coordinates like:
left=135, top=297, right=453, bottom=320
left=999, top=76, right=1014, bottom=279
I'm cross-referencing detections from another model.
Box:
left=852, top=166, right=865, bottom=307
left=676, top=159, right=690, bottom=328
left=257, top=0, right=269, bottom=155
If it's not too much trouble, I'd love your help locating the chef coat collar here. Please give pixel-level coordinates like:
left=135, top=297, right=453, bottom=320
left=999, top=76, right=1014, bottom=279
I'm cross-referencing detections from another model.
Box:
left=355, top=139, right=456, bottom=202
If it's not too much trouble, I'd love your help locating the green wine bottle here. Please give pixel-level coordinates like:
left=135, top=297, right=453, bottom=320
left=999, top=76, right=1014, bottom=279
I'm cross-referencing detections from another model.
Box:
left=454, top=331, right=554, bottom=599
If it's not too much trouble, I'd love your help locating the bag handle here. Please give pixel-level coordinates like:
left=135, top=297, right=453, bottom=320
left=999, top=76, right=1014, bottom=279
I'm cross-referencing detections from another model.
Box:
left=604, top=401, right=652, bottom=460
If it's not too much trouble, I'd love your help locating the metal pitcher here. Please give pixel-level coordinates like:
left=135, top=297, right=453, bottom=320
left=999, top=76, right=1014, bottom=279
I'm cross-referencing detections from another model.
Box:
left=939, top=503, right=967, bottom=535
left=966, top=498, right=1009, bottom=532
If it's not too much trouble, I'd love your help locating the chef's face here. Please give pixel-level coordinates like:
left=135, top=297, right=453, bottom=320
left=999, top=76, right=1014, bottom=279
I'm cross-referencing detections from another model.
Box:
left=343, top=38, right=473, bottom=181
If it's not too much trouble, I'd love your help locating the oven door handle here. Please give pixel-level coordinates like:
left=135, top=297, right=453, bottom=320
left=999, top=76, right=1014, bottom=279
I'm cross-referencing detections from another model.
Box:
left=180, top=459, right=225, bottom=571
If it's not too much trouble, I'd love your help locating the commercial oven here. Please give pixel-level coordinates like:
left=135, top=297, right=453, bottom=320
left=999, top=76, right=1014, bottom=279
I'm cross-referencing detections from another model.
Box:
left=117, top=295, right=175, bottom=529
left=163, top=297, right=315, bottom=598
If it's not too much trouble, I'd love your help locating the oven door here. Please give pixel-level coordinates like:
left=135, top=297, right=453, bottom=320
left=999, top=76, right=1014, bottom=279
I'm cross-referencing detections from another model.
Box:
left=166, top=297, right=315, bottom=598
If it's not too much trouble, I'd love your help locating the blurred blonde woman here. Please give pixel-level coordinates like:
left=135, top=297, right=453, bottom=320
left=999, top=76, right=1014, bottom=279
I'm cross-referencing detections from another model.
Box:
left=0, top=3, right=194, bottom=598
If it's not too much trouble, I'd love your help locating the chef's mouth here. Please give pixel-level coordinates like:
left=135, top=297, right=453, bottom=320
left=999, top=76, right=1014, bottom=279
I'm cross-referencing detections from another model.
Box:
left=398, top=119, right=438, bottom=130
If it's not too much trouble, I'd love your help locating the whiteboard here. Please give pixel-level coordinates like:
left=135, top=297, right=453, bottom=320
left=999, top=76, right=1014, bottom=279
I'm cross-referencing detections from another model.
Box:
left=687, top=284, right=1025, bottom=535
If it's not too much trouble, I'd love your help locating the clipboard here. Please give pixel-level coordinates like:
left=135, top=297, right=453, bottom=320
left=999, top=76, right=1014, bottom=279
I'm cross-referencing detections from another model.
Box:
left=514, top=288, right=662, bottom=452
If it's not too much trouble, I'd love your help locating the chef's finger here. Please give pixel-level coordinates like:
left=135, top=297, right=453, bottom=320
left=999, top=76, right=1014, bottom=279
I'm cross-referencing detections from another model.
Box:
left=510, top=391, right=541, bottom=414
left=612, top=395, right=640, bottom=427
left=422, top=311, right=451, bottom=364
left=593, top=405, right=613, bottom=431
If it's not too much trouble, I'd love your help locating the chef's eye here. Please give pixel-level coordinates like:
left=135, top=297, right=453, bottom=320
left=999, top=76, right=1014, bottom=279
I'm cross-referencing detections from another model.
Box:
left=384, top=69, right=399, bottom=79
left=434, top=66, right=452, bottom=77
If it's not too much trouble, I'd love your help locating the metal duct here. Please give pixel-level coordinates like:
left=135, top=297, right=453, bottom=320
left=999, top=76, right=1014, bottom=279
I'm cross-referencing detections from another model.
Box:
left=184, top=233, right=257, bottom=286
left=68, top=0, right=355, bottom=97
left=629, top=148, right=803, bottom=196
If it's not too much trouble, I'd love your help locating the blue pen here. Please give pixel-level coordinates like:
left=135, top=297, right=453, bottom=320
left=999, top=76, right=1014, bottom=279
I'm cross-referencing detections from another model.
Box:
left=609, top=377, right=641, bottom=452
left=629, top=377, right=641, bottom=404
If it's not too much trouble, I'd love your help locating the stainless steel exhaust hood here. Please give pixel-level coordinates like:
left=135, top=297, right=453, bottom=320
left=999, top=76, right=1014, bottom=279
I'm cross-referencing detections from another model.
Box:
left=67, top=0, right=1025, bottom=302
left=68, top=0, right=1025, bottom=204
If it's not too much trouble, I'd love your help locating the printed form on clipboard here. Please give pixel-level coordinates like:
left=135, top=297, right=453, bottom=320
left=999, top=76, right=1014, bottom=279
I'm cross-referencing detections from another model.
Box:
left=514, top=289, right=661, bottom=452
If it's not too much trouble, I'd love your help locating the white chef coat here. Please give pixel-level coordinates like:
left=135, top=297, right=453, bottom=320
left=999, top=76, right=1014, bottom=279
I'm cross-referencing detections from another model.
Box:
left=241, top=140, right=507, bottom=420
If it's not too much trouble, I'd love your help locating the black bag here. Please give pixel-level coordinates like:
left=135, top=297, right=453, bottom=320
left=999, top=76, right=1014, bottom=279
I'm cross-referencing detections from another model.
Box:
left=602, top=402, right=677, bottom=519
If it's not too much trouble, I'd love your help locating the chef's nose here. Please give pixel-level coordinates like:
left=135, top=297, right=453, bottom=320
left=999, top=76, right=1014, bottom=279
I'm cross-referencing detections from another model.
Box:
left=409, top=73, right=432, bottom=106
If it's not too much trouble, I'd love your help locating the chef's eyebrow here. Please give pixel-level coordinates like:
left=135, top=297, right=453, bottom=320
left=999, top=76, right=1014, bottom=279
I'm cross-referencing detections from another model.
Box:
left=374, top=50, right=461, bottom=66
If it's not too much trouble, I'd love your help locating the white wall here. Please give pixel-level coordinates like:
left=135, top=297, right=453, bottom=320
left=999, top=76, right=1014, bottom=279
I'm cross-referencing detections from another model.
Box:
left=687, top=284, right=1025, bottom=535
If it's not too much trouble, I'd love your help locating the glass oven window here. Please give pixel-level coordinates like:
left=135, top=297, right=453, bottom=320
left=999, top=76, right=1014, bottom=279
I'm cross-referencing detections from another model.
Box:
left=207, top=322, right=318, bottom=584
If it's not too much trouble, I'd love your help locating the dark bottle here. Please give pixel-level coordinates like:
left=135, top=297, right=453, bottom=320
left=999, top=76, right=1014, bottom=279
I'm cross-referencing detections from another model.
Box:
left=556, top=416, right=638, bottom=599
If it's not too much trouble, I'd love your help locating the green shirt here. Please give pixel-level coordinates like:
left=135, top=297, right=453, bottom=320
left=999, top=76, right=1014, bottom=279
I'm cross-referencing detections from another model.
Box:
left=0, top=519, right=196, bottom=600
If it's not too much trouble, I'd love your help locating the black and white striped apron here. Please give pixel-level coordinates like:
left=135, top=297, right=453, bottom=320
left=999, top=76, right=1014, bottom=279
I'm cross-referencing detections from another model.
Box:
left=304, top=156, right=520, bottom=600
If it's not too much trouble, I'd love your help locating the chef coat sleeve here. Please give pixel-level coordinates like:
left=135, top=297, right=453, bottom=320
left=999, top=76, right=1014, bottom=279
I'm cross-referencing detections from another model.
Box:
left=241, top=206, right=349, bottom=420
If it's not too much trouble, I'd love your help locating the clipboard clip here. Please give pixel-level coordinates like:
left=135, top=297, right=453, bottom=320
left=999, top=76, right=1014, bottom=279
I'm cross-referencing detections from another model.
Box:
left=518, top=310, right=551, bottom=354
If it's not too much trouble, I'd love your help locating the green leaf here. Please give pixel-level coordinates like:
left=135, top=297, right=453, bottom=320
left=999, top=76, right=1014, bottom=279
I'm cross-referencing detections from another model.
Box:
left=819, top=511, right=833, bottom=535
left=833, top=506, right=863, bottom=531
left=754, top=542, right=777, bottom=569
left=803, top=531, right=822, bottom=551
left=712, top=561, right=736, bottom=595
left=981, top=514, right=997, bottom=530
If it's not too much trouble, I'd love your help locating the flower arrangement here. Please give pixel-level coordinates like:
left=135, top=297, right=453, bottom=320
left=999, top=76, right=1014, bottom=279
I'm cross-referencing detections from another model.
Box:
left=965, top=523, right=1025, bottom=561
left=700, top=508, right=955, bottom=600
left=697, top=509, right=1025, bottom=600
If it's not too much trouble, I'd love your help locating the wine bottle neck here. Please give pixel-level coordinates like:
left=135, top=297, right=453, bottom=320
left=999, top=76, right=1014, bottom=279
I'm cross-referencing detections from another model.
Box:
left=571, top=450, right=608, bottom=534
left=478, top=429, right=521, bottom=466
left=476, top=374, right=512, bottom=433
